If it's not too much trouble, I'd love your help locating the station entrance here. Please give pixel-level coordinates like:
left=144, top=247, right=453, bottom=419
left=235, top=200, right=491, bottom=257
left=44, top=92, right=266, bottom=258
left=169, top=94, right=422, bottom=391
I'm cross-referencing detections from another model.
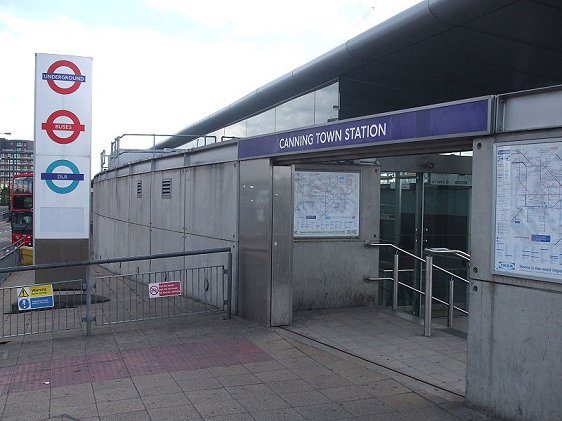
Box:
left=267, top=149, right=474, bottom=396
left=269, top=150, right=473, bottom=329
left=236, top=96, right=490, bottom=395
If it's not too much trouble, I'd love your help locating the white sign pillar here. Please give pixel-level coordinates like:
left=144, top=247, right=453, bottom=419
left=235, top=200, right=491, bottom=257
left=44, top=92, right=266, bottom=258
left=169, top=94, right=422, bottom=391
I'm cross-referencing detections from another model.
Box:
left=33, top=53, right=92, bottom=281
left=34, top=53, right=92, bottom=239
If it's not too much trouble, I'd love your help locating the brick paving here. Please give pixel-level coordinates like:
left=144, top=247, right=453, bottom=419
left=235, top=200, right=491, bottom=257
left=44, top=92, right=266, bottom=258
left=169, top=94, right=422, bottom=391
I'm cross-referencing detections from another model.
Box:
left=1, top=338, right=270, bottom=394
left=0, top=269, right=499, bottom=420
left=0, top=313, right=498, bottom=420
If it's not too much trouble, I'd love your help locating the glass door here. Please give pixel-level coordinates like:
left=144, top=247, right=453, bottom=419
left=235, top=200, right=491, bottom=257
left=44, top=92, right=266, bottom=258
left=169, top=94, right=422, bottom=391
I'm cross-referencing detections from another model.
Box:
left=423, top=173, right=471, bottom=328
left=379, top=172, right=471, bottom=319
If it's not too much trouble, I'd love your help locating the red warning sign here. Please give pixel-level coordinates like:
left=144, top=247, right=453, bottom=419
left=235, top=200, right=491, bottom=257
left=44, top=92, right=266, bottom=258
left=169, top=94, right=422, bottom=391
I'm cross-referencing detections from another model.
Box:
left=148, top=281, right=182, bottom=298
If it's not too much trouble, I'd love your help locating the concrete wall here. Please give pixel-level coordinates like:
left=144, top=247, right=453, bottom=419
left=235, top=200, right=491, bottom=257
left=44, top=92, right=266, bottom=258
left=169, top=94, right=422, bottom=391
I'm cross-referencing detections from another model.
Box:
left=94, top=157, right=380, bottom=325
left=292, top=164, right=380, bottom=310
left=467, top=278, right=562, bottom=420
left=468, top=128, right=562, bottom=420
left=92, top=160, right=239, bottom=311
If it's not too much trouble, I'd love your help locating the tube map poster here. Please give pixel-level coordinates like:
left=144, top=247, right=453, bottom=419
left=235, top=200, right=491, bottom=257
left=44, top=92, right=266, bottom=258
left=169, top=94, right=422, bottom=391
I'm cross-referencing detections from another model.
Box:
left=494, top=140, right=562, bottom=283
left=294, top=171, right=360, bottom=238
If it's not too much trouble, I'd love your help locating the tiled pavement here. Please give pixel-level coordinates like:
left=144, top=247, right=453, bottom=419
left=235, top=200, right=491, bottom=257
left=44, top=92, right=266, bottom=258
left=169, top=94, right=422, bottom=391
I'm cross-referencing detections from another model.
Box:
left=0, top=270, right=497, bottom=420
left=286, top=307, right=468, bottom=395
left=0, top=314, right=497, bottom=421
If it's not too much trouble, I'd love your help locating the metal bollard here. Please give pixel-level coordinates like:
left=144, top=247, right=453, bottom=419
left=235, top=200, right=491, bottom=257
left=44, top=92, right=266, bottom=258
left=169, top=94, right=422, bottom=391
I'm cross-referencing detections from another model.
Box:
left=392, top=253, right=399, bottom=310
left=448, top=278, right=454, bottom=328
left=424, top=255, right=433, bottom=337
left=85, top=267, right=93, bottom=335
left=227, top=250, right=232, bottom=319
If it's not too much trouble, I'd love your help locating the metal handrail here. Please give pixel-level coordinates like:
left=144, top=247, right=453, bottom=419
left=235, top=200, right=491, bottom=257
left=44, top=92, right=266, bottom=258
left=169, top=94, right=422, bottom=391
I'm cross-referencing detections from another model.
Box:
left=0, top=238, right=25, bottom=260
left=0, top=247, right=231, bottom=274
left=425, top=247, right=470, bottom=262
left=366, top=242, right=468, bottom=284
left=364, top=241, right=470, bottom=336
left=367, top=242, right=425, bottom=262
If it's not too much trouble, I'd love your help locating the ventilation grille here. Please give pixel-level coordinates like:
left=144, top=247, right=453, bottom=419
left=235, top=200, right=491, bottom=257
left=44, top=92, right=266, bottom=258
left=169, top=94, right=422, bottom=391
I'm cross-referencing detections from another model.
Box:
left=136, top=180, right=142, bottom=198
left=162, top=178, right=172, bottom=198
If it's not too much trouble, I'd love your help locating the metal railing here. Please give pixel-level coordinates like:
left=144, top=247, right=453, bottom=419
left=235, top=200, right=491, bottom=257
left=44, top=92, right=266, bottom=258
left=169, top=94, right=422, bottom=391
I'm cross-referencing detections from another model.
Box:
left=1, top=278, right=85, bottom=338
left=0, top=239, right=25, bottom=284
left=364, top=242, right=470, bottom=336
left=0, top=248, right=233, bottom=337
left=94, top=266, right=228, bottom=327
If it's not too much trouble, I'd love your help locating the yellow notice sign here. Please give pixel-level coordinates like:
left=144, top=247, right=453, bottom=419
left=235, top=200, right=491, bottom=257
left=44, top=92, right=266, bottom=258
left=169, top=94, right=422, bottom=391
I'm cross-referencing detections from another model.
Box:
left=17, top=284, right=55, bottom=311
left=28, top=285, right=54, bottom=297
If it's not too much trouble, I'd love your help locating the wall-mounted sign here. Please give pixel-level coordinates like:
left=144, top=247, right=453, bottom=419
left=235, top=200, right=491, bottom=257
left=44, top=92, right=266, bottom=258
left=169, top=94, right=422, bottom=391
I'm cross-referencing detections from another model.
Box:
left=493, top=139, right=562, bottom=283
left=428, top=173, right=472, bottom=186
left=34, top=53, right=92, bottom=240
left=239, top=98, right=490, bottom=159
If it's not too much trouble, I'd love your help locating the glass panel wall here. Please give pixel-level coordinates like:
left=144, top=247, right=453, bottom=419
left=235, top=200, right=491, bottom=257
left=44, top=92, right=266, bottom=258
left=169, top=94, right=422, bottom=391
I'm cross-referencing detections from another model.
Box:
left=224, top=120, right=247, bottom=139
left=247, top=108, right=276, bottom=137
left=314, top=82, right=339, bottom=124
left=182, top=81, right=339, bottom=149
left=276, top=92, right=314, bottom=132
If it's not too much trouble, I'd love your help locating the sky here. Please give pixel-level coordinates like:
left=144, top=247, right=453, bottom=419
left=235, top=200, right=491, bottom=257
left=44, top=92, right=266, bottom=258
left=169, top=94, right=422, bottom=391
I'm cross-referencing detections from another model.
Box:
left=0, top=0, right=422, bottom=175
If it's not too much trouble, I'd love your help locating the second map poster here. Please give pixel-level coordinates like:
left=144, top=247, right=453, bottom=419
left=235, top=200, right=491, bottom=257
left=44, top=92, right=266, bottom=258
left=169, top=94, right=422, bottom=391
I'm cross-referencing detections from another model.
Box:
left=494, top=139, right=562, bottom=283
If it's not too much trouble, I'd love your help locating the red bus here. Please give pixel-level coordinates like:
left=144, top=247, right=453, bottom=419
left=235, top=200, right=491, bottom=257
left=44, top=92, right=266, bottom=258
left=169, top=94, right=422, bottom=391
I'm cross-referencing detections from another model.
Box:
left=10, top=173, right=33, bottom=246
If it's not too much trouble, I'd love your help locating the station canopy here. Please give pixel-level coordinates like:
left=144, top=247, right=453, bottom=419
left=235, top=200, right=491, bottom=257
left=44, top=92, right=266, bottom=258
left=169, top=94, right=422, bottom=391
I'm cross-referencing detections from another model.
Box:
left=160, top=0, right=562, bottom=149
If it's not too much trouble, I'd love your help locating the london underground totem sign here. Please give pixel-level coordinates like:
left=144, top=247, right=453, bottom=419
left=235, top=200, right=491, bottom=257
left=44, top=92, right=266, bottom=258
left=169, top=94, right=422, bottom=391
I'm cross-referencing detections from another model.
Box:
left=34, top=53, right=92, bottom=240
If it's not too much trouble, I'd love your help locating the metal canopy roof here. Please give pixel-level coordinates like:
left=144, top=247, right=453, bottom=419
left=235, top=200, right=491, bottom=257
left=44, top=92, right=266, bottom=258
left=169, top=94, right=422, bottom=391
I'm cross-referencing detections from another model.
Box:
left=159, top=0, right=562, bottom=149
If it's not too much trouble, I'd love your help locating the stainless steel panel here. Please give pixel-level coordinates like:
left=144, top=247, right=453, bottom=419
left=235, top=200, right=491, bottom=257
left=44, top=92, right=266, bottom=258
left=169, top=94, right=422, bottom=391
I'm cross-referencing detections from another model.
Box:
left=238, top=159, right=272, bottom=325
left=499, top=88, right=562, bottom=133
left=271, top=165, right=293, bottom=326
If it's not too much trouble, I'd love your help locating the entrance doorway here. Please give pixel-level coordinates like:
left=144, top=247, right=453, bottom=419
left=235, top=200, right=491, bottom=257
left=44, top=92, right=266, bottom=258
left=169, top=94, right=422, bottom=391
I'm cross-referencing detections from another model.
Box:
left=272, top=150, right=473, bottom=395
left=379, top=168, right=471, bottom=330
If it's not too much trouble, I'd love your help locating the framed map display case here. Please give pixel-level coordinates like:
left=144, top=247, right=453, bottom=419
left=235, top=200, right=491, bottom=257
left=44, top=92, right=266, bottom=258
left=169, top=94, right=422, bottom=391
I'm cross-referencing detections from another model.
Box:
left=493, top=139, right=562, bottom=283
left=293, top=171, right=360, bottom=238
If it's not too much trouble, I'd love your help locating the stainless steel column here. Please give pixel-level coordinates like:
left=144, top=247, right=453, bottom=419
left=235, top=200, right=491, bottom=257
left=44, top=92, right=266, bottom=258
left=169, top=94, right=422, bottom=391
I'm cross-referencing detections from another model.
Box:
left=424, top=254, right=433, bottom=337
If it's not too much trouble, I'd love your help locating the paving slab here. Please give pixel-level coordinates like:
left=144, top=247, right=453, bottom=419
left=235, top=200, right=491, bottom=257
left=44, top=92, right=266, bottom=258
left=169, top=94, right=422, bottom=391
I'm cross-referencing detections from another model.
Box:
left=0, top=268, right=497, bottom=420
left=286, top=307, right=469, bottom=395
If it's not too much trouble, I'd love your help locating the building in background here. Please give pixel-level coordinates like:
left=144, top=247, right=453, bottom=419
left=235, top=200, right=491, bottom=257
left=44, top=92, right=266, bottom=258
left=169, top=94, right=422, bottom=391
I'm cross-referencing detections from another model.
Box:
left=0, top=138, right=34, bottom=190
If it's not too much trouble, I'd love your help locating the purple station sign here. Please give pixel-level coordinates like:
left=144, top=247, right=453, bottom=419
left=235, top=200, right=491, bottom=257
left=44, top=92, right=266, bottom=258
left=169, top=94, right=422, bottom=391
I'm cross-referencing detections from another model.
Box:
left=238, top=98, right=491, bottom=159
